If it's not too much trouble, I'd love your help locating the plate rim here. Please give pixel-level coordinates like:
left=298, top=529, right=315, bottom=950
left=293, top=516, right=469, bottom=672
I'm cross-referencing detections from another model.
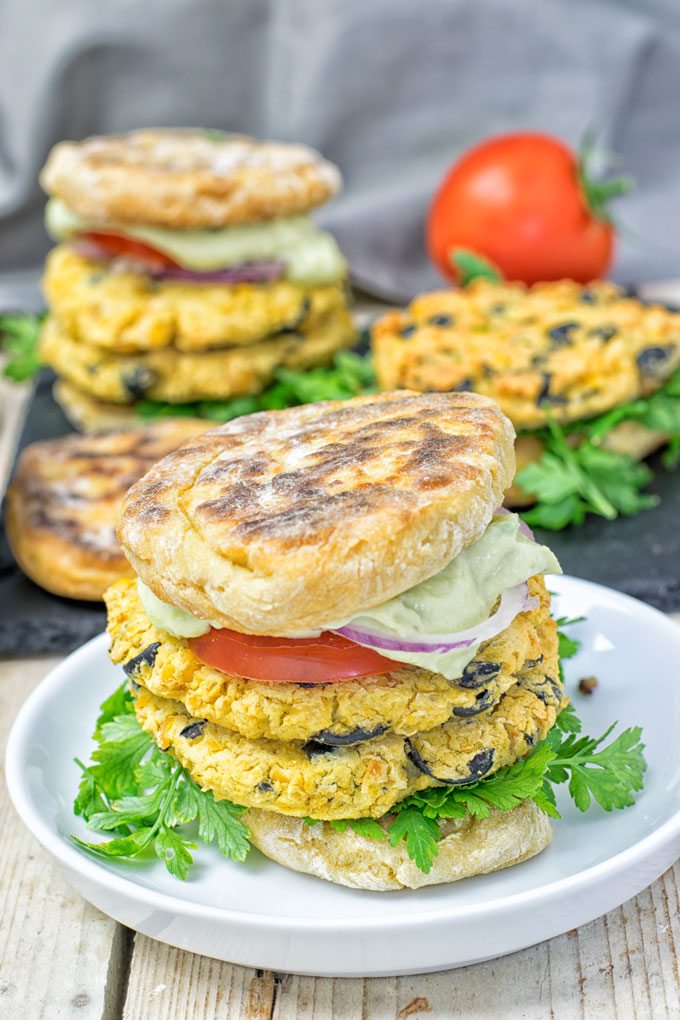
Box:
left=7, top=573, right=680, bottom=934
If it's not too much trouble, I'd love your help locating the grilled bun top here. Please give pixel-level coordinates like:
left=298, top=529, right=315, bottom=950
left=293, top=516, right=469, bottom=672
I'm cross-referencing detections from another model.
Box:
left=40, top=129, right=342, bottom=229
left=118, top=391, right=516, bottom=635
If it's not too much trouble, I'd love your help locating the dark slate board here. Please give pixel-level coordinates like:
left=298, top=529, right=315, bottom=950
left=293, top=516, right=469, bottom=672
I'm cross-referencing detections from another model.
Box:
left=0, top=371, right=106, bottom=656
left=2, top=367, right=680, bottom=657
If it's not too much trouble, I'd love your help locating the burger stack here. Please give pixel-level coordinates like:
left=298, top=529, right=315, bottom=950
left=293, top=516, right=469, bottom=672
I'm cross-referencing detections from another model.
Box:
left=38, top=129, right=355, bottom=430
left=104, top=391, right=565, bottom=890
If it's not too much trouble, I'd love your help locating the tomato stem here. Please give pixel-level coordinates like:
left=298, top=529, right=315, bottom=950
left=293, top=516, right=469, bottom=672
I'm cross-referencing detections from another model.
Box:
left=577, top=135, right=634, bottom=225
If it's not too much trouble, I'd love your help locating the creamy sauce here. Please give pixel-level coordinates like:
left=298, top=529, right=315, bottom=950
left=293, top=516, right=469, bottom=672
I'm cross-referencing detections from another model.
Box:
left=46, top=199, right=347, bottom=286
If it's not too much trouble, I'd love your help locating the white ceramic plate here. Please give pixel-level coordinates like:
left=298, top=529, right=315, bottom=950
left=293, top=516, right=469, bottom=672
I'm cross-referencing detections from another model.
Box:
left=6, top=576, right=680, bottom=977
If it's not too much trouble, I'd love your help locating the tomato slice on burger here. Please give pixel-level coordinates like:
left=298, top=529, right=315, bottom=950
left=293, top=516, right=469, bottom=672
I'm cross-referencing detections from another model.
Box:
left=188, top=628, right=398, bottom=684
left=79, top=231, right=180, bottom=270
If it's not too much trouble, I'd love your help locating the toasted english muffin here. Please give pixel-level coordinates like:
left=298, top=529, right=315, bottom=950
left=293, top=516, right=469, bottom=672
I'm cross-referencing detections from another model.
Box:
left=106, top=575, right=553, bottom=742
left=39, top=307, right=356, bottom=404
left=5, top=419, right=208, bottom=600
left=44, top=245, right=348, bottom=353
left=133, top=662, right=562, bottom=820
left=117, top=391, right=516, bottom=635
left=245, top=799, right=552, bottom=890
left=372, top=279, right=680, bottom=430
left=40, top=129, right=342, bottom=228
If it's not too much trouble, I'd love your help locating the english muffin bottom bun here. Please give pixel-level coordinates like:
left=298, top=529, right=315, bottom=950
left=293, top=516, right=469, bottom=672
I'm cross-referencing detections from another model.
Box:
left=94, top=390, right=574, bottom=889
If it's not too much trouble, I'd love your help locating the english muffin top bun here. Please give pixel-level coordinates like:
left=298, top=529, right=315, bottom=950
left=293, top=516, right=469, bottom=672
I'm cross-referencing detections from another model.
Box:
left=118, top=390, right=516, bottom=635
left=40, top=128, right=342, bottom=229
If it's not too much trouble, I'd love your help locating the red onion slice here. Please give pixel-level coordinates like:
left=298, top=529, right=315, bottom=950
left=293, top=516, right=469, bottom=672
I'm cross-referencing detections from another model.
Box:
left=335, top=582, right=538, bottom=655
left=156, top=261, right=285, bottom=284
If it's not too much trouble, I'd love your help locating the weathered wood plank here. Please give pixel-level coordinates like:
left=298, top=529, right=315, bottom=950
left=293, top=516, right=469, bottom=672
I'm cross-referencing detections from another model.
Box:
left=122, top=861, right=680, bottom=1020
left=0, top=656, right=127, bottom=1020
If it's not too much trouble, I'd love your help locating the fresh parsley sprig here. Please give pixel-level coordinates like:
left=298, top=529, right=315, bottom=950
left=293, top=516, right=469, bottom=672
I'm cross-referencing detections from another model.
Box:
left=135, top=350, right=376, bottom=423
left=72, top=683, right=250, bottom=879
left=0, top=313, right=44, bottom=381
left=517, top=367, right=680, bottom=530
left=382, top=708, right=646, bottom=874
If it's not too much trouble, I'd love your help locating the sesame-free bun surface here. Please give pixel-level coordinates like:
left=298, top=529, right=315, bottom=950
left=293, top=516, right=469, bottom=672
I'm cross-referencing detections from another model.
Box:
left=119, top=391, right=515, bottom=634
left=245, top=800, right=552, bottom=890
left=40, top=129, right=342, bottom=228
left=5, top=418, right=208, bottom=600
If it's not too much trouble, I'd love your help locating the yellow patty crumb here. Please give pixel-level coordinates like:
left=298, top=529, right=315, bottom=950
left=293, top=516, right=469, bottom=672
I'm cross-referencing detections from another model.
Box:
left=134, top=663, right=563, bottom=820
left=40, top=306, right=356, bottom=404
left=105, top=576, right=555, bottom=742
left=43, top=245, right=349, bottom=353
left=372, top=279, right=680, bottom=429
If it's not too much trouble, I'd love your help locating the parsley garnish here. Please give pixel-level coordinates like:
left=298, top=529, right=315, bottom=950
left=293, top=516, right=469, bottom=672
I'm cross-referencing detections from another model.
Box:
left=1, top=313, right=43, bottom=381
left=72, top=683, right=250, bottom=879
left=517, top=368, right=680, bottom=530
left=135, top=350, right=376, bottom=423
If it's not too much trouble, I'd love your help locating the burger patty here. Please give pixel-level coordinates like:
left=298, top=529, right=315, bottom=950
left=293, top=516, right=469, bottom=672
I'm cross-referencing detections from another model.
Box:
left=39, top=306, right=356, bottom=404
left=372, top=279, right=680, bottom=430
left=133, top=662, right=563, bottom=820
left=106, top=575, right=555, bottom=742
left=44, top=245, right=348, bottom=353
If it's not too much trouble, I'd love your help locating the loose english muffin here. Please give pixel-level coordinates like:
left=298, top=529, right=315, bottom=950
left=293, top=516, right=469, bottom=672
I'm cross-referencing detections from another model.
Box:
left=133, top=664, right=562, bottom=820
left=40, top=129, right=342, bottom=228
left=245, top=799, right=552, bottom=890
left=107, top=575, right=553, bottom=742
left=372, top=279, right=680, bottom=430
left=39, top=307, right=356, bottom=404
left=117, top=391, right=516, bottom=635
left=5, top=418, right=208, bottom=600
left=44, top=245, right=347, bottom=353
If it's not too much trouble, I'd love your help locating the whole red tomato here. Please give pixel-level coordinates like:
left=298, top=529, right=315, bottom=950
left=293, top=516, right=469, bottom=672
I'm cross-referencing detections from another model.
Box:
left=427, top=132, right=630, bottom=285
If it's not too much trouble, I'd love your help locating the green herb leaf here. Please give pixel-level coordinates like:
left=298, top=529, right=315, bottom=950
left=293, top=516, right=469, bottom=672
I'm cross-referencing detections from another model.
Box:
left=330, top=818, right=385, bottom=840
left=195, top=791, right=250, bottom=862
left=0, top=313, right=43, bottom=381
left=154, top=828, right=197, bottom=880
left=386, top=807, right=440, bottom=874
left=451, top=249, right=502, bottom=286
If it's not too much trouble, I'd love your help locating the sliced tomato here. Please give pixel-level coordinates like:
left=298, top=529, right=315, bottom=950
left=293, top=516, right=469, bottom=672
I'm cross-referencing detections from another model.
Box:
left=188, top=627, right=398, bottom=684
left=79, top=231, right=180, bottom=270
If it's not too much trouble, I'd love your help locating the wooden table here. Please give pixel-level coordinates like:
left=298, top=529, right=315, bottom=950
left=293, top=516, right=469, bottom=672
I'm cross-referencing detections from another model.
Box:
left=2, top=373, right=680, bottom=1020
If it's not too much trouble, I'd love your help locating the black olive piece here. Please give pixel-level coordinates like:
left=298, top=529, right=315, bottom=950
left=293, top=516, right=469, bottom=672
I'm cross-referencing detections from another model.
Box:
left=123, top=641, right=161, bottom=677
left=311, top=724, right=387, bottom=747
left=122, top=366, right=159, bottom=400
left=453, top=378, right=474, bottom=392
left=531, top=675, right=563, bottom=706
left=302, top=739, right=340, bottom=758
left=490, top=303, right=507, bottom=314
left=405, top=742, right=495, bottom=785
left=128, top=679, right=141, bottom=693
left=536, top=373, right=568, bottom=407
left=458, top=660, right=501, bottom=690
left=399, top=324, right=417, bottom=339
left=579, top=290, right=598, bottom=304
left=588, top=325, right=618, bottom=341
left=279, top=298, right=311, bottom=334
left=524, top=655, right=544, bottom=668
left=547, top=322, right=579, bottom=346
left=523, top=730, right=537, bottom=747
left=452, top=688, right=495, bottom=718
left=257, top=781, right=274, bottom=794
left=636, top=345, right=677, bottom=378
left=297, top=682, right=330, bottom=689
left=428, top=314, right=453, bottom=327
left=179, top=720, right=207, bottom=740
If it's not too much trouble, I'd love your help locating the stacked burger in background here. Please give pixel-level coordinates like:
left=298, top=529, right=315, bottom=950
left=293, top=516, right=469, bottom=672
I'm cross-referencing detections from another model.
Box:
left=38, top=129, right=355, bottom=431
